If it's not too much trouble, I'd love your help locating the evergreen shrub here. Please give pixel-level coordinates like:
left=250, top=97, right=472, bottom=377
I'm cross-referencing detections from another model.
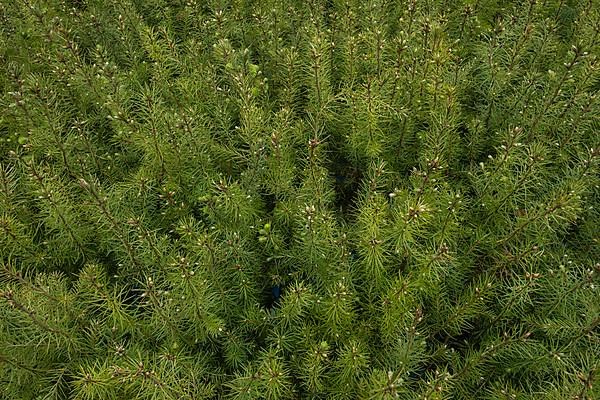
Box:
left=1, top=1, right=599, bottom=399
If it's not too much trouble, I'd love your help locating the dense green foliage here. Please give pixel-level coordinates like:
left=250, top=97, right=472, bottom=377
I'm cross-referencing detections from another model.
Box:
left=1, top=0, right=599, bottom=398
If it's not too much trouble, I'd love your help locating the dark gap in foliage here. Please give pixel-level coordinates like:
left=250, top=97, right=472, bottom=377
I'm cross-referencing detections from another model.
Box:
left=261, top=190, right=277, bottom=215
left=327, top=142, right=363, bottom=219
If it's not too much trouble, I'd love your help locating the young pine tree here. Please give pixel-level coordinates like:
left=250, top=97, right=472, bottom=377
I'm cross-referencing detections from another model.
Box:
left=0, top=1, right=598, bottom=399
